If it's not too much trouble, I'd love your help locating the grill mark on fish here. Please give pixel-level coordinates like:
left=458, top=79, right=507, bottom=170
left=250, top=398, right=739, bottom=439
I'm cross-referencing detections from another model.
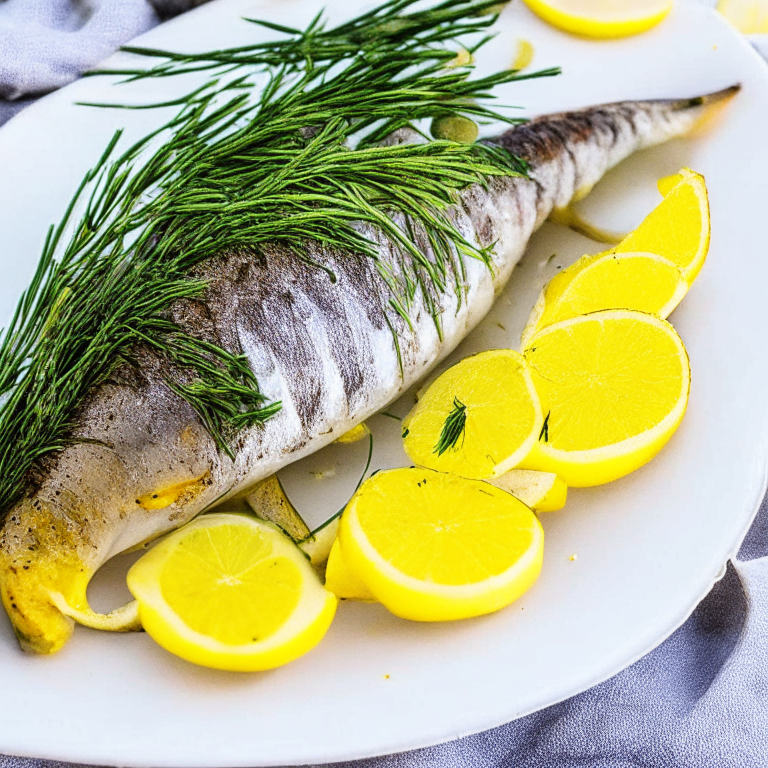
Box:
left=0, top=90, right=738, bottom=654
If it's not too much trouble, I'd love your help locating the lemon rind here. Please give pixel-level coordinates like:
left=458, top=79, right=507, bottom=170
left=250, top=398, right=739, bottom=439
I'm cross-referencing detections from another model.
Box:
left=522, top=0, right=673, bottom=38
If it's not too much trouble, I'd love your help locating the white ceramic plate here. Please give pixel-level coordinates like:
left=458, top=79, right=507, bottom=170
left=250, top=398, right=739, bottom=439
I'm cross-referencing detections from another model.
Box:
left=0, top=1, right=767, bottom=765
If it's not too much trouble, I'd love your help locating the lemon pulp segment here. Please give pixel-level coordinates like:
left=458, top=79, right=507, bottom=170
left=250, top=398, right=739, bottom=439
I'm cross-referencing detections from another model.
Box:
left=403, top=349, right=543, bottom=479
left=127, top=514, right=337, bottom=671
left=522, top=0, right=672, bottom=38
left=616, top=169, right=709, bottom=284
left=338, top=468, right=544, bottom=621
left=521, top=251, right=688, bottom=346
left=522, top=310, right=690, bottom=486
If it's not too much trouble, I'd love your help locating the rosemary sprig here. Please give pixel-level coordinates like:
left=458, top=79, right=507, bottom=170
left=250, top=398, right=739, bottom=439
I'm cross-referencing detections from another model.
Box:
left=0, top=0, right=558, bottom=517
left=434, top=397, right=468, bottom=455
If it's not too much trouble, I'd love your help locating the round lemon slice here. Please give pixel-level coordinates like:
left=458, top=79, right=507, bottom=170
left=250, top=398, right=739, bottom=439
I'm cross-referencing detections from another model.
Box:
left=337, top=468, right=544, bottom=622
left=522, top=0, right=672, bottom=38
left=615, top=168, right=710, bottom=285
left=521, top=251, right=688, bottom=347
left=402, top=349, right=543, bottom=479
left=521, top=310, right=690, bottom=487
left=127, top=514, right=337, bottom=671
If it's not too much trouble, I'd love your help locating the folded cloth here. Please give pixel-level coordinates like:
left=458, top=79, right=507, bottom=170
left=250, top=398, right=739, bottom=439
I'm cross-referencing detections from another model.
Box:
left=0, top=0, right=211, bottom=127
left=1, top=2, right=767, bottom=767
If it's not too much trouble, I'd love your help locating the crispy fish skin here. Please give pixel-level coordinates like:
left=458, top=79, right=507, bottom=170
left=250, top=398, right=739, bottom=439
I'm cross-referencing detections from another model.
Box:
left=0, top=91, right=733, bottom=654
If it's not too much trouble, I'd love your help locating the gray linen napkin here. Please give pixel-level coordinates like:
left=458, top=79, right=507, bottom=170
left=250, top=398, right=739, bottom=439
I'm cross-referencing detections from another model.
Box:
left=1, top=1, right=767, bottom=766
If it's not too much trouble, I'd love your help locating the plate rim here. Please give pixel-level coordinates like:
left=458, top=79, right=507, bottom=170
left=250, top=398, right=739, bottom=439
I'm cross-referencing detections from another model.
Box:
left=0, top=2, right=767, bottom=765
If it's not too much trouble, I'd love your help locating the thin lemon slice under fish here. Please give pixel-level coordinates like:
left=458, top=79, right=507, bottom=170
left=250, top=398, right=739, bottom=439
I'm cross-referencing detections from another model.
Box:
left=521, top=250, right=688, bottom=347
left=127, top=514, right=337, bottom=671
left=338, top=468, right=544, bottom=622
left=488, top=469, right=567, bottom=512
left=522, top=0, right=672, bottom=38
left=521, top=310, right=690, bottom=487
left=403, top=349, right=543, bottom=480
left=335, top=422, right=371, bottom=444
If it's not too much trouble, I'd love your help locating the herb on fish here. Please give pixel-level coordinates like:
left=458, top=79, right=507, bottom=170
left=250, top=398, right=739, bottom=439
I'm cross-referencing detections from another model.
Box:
left=0, top=0, right=558, bottom=517
left=434, top=397, right=467, bottom=455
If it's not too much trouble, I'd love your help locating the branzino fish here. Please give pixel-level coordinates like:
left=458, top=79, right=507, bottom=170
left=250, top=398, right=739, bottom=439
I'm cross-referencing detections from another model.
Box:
left=0, top=88, right=735, bottom=654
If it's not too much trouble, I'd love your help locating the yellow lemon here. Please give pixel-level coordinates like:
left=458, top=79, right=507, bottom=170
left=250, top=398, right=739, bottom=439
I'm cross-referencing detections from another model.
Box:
left=521, top=310, right=690, bottom=487
left=615, top=168, right=709, bottom=284
left=402, top=349, right=543, bottom=480
left=522, top=0, right=672, bottom=38
left=717, top=0, right=768, bottom=33
left=127, top=514, right=337, bottom=671
left=337, top=468, right=544, bottom=622
left=521, top=251, right=688, bottom=347
left=325, top=539, right=376, bottom=602
left=488, top=469, right=567, bottom=512
left=334, top=422, right=371, bottom=444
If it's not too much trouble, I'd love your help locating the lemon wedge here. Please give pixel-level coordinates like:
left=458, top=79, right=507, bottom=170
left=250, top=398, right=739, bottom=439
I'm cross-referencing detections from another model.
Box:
left=337, top=468, right=544, bottom=622
left=522, top=0, right=672, bottom=38
left=402, top=349, right=543, bottom=479
left=521, top=310, right=690, bottom=487
left=127, top=514, right=337, bottom=671
left=325, top=539, right=376, bottom=602
left=521, top=251, right=688, bottom=347
left=615, top=168, right=709, bottom=285
left=489, top=469, right=567, bottom=512
left=717, top=0, right=768, bottom=33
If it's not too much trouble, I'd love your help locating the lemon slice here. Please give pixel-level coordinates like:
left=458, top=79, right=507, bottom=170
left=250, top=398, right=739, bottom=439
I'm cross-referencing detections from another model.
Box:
left=402, top=349, right=543, bottom=479
left=488, top=469, right=567, bottom=512
left=127, top=514, right=337, bottom=671
left=615, top=168, right=710, bottom=285
left=337, top=468, right=544, bottom=622
left=717, top=0, right=768, bottom=33
left=522, top=0, right=672, bottom=38
left=521, top=310, right=690, bottom=487
left=521, top=251, right=688, bottom=347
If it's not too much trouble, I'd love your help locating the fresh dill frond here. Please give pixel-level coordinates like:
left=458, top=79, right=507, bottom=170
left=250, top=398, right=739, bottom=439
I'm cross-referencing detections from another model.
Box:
left=434, top=397, right=467, bottom=456
left=0, top=0, right=558, bottom=517
left=539, top=411, right=551, bottom=443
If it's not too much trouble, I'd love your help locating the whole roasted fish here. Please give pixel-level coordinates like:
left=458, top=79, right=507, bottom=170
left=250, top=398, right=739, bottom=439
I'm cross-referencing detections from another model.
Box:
left=0, top=89, right=733, bottom=654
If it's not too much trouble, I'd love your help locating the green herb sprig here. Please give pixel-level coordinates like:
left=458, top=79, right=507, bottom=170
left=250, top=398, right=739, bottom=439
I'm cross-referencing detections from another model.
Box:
left=0, top=0, right=558, bottom=516
left=434, top=397, right=468, bottom=455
